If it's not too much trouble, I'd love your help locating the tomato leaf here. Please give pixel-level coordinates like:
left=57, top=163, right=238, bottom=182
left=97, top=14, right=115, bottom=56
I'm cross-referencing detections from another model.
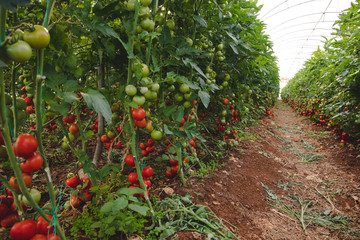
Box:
left=173, top=106, right=184, bottom=122
left=49, top=101, right=70, bottom=116
left=0, top=0, right=30, bottom=11
left=164, top=105, right=177, bottom=117
left=116, top=187, right=144, bottom=196
left=164, top=125, right=173, bottom=135
left=128, top=204, right=149, bottom=216
left=192, top=15, right=208, bottom=28
left=112, top=197, right=128, bottom=212
left=182, top=58, right=207, bottom=79
left=82, top=89, right=112, bottom=124
left=63, top=92, right=78, bottom=103
left=198, top=90, right=210, bottom=108
left=100, top=201, right=114, bottom=213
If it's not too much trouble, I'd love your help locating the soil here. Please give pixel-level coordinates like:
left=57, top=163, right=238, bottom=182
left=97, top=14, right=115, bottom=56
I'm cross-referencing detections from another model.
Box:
left=171, top=100, right=360, bottom=240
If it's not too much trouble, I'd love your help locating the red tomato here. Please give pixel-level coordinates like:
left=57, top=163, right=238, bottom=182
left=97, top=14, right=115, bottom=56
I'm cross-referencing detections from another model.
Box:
left=13, top=134, right=38, bottom=158
left=81, top=177, right=93, bottom=190
left=9, top=173, right=32, bottom=192
left=128, top=172, right=139, bottom=184
left=69, top=123, right=79, bottom=134
left=142, top=167, right=153, bottom=178
left=10, top=201, right=28, bottom=213
left=141, top=149, right=148, bottom=157
left=147, top=139, right=155, bottom=147
left=171, top=165, right=178, bottom=175
left=100, top=135, right=110, bottom=143
left=139, top=143, right=147, bottom=150
left=189, top=139, right=196, bottom=147
left=134, top=118, right=147, bottom=128
left=114, top=141, right=124, bottom=149
left=82, top=190, right=92, bottom=202
left=10, top=219, right=36, bottom=240
left=20, top=152, right=43, bottom=173
left=48, top=233, right=60, bottom=240
left=30, top=234, right=47, bottom=240
left=145, top=146, right=155, bottom=153
left=143, top=179, right=151, bottom=188
left=68, top=114, right=76, bottom=123
left=0, top=203, right=9, bottom=219
left=222, top=98, right=229, bottom=105
left=0, top=195, right=14, bottom=205
left=26, top=105, right=35, bottom=114
left=1, top=213, right=19, bottom=228
left=169, top=158, right=178, bottom=166
left=125, top=154, right=135, bottom=167
left=65, top=176, right=79, bottom=189
left=165, top=169, right=173, bottom=178
left=131, top=108, right=146, bottom=121
left=36, top=214, right=53, bottom=235
left=70, top=195, right=82, bottom=208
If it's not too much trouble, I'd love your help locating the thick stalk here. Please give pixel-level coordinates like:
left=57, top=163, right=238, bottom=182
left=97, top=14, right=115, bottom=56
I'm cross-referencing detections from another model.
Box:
left=92, top=54, right=105, bottom=165
left=74, top=102, right=86, bottom=152
left=11, top=65, right=18, bottom=137
left=175, top=146, right=186, bottom=186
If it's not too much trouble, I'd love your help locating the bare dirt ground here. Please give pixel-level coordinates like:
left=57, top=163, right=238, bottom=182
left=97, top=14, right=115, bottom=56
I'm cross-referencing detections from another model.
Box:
left=173, top=100, right=360, bottom=240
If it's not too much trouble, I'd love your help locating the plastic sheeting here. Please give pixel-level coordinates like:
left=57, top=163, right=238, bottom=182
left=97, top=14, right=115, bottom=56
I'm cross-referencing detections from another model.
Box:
left=257, top=0, right=354, bottom=79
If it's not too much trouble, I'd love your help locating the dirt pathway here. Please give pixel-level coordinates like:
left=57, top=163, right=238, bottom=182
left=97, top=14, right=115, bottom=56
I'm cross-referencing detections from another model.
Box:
left=174, top=100, right=360, bottom=240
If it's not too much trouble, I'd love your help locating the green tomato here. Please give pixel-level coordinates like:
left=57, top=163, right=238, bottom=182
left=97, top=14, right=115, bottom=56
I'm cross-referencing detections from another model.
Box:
left=166, top=19, right=175, bottom=30
left=224, top=73, right=230, bottom=81
left=174, top=93, right=184, bottom=102
left=179, top=83, right=190, bottom=93
left=125, top=85, right=137, bottom=96
left=168, top=85, right=176, bottom=92
left=61, top=141, right=69, bottom=149
left=6, top=40, right=32, bottom=63
left=151, top=130, right=163, bottom=140
left=139, top=6, right=150, bottom=17
left=133, top=95, right=146, bottom=106
left=126, top=0, right=137, bottom=11
left=141, top=77, right=152, bottom=86
left=141, top=64, right=150, bottom=77
left=151, top=83, right=160, bottom=92
left=219, top=86, right=224, bottom=90
left=218, top=43, right=224, bottom=50
left=20, top=188, right=41, bottom=205
left=23, top=25, right=50, bottom=49
left=184, top=93, right=191, bottom=100
left=140, top=87, right=149, bottom=95
left=141, top=18, right=155, bottom=31
left=183, top=101, right=191, bottom=108
left=222, top=81, right=228, bottom=87
left=186, top=37, right=193, bottom=47
left=141, top=0, right=152, bottom=6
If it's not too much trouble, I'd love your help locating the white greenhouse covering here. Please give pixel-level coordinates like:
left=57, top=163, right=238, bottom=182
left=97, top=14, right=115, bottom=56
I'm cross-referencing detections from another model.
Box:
left=256, top=0, right=355, bottom=81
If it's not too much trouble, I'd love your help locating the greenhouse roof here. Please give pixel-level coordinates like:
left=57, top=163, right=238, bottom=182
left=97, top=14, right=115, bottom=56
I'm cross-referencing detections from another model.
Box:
left=256, top=0, right=355, bottom=79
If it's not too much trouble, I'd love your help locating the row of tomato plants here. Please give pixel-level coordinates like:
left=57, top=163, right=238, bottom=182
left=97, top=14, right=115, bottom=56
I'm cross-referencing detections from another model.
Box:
left=0, top=0, right=279, bottom=239
left=281, top=1, right=360, bottom=147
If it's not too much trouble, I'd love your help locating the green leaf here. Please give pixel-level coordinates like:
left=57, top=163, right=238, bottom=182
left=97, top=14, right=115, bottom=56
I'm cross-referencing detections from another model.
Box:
left=128, top=203, right=149, bottom=216
left=100, top=201, right=114, bottom=213
left=164, top=105, right=177, bottom=117
left=0, top=59, right=7, bottom=67
left=178, top=76, right=200, bottom=90
left=62, top=92, right=78, bottom=103
left=90, top=222, right=102, bottom=229
left=49, top=101, right=71, bottom=116
left=173, top=106, right=184, bottom=122
left=192, top=15, right=208, bottom=28
left=0, top=0, right=30, bottom=11
left=85, top=130, right=94, bottom=139
left=229, top=42, right=239, bottom=55
left=105, top=226, right=116, bottom=236
left=82, top=89, right=112, bottom=124
left=159, top=26, right=172, bottom=45
left=176, top=47, right=202, bottom=57
left=112, top=197, right=128, bottom=212
left=182, top=58, right=207, bottom=79
left=63, top=80, right=78, bottom=92
left=125, top=101, right=139, bottom=109
left=164, top=125, right=173, bottom=135
left=198, top=90, right=210, bottom=108
left=116, top=187, right=144, bottom=197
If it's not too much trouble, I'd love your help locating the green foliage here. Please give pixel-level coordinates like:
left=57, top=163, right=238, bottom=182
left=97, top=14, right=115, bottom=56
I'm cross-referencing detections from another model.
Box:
left=281, top=1, right=360, bottom=139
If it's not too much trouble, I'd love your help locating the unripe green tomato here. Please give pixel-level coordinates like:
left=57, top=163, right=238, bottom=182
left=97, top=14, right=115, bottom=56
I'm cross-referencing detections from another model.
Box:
left=112, top=112, right=120, bottom=122
left=126, top=0, right=137, bottom=11
left=23, top=25, right=50, bottom=49
left=166, top=19, right=175, bottom=30
left=183, top=101, right=191, bottom=108
left=6, top=40, right=32, bottom=63
left=168, top=85, right=176, bottom=92
left=219, top=86, right=224, bottom=90
left=141, top=64, right=150, bottom=77
left=68, top=133, right=76, bottom=142
left=141, top=0, right=153, bottom=6
left=141, top=77, right=152, bottom=86
left=206, top=66, right=212, bottom=73
left=179, top=83, right=190, bottom=93
left=220, top=117, right=226, bottom=124
left=174, top=93, right=184, bottom=102
left=61, top=141, right=69, bottom=149
left=222, top=81, right=228, bottom=87
left=139, top=6, right=150, bottom=17
left=140, top=87, right=149, bottom=95
left=155, top=15, right=164, bottom=24
left=206, top=79, right=212, bottom=85
left=20, top=188, right=41, bottom=205
left=218, top=43, right=224, bottom=50
left=111, top=103, right=120, bottom=112
left=133, top=95, right=146, bottom=106
left=224, top=73, right=230, bottom=81
left=141, top=18, right=155, bottom=31
left=184, top=93, right=191, bottom=100
left=186, top=37, right=193, bottom=47
left=151, top=130, right=163, bottom=140
left=151, top=83, right=160, bottom=92
left=125, top=85, right=137, bottom=96
left=221, top=110, right=227, bottom=116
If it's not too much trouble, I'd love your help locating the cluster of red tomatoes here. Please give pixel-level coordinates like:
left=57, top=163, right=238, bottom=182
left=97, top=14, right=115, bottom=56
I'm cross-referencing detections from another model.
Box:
left=65, top=176, right=93, bottom=208
left=8, top=216, right=59, bottom=240
left=20, top=86, right=36, bottom=115
left=100, top=131, right=124, bottom=150
left=127, top=166, right=153, bottom=198
left=139, top=138, right=155, bottom=157
left=265, top=107, right=275, bottom=117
